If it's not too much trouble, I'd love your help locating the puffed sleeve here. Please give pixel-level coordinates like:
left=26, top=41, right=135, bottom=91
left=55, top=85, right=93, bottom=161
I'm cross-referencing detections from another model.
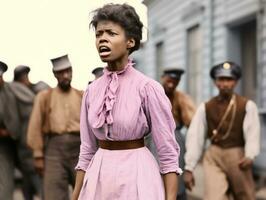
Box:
left=75, top=88, right=98, bottom=171
left=141, top=80, right=182, bottom=175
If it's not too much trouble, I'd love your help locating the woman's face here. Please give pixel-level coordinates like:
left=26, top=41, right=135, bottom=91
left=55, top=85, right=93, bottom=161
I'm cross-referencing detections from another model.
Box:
left=95, top=20, right=134, bottom=63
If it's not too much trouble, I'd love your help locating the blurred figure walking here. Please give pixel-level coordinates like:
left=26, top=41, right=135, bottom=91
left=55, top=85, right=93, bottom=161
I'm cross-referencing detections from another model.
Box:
left=13, top=65, right=50, bottom=94
left=10, top=65, right=49, bottom=200
left=88, top=67, right=104, bottom=84
left=184, top=61, right=260, bottom=200
left=27, top=55, right=83, bottom=200
left=92, top=67, right=104, bottom=80
left=0, top=61, right=21, bottom=200
left=146, top=67, right=196, bottom=200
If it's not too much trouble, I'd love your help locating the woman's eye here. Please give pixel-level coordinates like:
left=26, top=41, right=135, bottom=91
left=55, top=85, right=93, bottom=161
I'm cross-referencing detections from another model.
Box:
left=109, top=32, right=116, bottom=36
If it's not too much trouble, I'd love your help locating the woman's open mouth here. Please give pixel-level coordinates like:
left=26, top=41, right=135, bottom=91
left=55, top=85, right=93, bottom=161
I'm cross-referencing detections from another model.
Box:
left=99, top=46, right=111, bottom=57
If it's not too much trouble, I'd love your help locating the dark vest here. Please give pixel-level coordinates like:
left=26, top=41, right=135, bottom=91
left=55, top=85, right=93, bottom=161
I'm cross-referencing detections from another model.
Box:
left=205, top=94, right=247, bottom=148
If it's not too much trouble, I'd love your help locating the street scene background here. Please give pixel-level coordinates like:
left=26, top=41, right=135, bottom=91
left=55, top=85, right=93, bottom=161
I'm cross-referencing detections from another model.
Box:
left=1, top=0, right=266, bottom=199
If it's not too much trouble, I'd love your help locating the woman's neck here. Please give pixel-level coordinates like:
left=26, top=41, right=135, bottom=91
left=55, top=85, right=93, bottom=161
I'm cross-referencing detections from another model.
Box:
left=107, top=57, right=129, bottom=72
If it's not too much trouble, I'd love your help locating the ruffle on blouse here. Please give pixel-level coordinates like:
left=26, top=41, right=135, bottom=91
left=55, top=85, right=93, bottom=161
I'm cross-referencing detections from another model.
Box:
left=91, top=59, right=134, bottom=133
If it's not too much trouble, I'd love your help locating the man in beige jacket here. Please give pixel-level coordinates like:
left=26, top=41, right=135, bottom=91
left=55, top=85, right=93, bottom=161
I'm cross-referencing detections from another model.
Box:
left=27, top=54, right=83, bottom=200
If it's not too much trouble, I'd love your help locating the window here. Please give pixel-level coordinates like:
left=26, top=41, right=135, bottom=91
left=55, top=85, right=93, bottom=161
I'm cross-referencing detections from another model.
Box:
left=155, top=42, right=164, bottom=81
left=241, top=20, right=257, bottom=101
left=187, top=25, right=202, bottom=104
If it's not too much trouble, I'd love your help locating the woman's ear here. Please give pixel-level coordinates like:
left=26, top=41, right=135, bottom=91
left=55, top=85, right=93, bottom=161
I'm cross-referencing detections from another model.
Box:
left=127, top=38, right=136, bottom=49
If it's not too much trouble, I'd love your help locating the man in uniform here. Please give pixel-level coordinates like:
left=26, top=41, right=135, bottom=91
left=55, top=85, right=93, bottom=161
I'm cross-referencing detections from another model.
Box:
left=146, top=67, right=196, bottom=200
left=27, top=54, right=83, bottom=200
left=184, top=61, right=260, bottom=200
left=0, top=61, right=21, bottom=200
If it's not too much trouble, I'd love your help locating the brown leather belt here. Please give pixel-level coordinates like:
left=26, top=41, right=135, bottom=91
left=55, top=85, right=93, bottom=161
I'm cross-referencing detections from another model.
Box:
left=98, top=138, right=145, bottom=150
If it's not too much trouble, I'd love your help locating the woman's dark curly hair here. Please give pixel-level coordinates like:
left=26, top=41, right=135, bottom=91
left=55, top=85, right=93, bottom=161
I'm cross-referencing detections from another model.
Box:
left=90, top=3, right=143, bottom=54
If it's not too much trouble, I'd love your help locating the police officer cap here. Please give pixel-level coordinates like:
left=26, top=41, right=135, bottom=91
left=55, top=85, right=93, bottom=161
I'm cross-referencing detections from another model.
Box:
left=92, top=67, right=104, bottom=77
left=163, top=67, right=185, bottom=80
left=0, top=61, right=8, bottom=76
left=210, top=61, right=241, bottom=80
left=51, top=54, right=72, bottom=72
left=14, top=65, right=30, bottom=81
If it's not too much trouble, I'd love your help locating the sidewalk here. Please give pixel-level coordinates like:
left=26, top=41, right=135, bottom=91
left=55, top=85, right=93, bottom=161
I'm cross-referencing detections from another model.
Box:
left=187, top=164, right=266, bottom=200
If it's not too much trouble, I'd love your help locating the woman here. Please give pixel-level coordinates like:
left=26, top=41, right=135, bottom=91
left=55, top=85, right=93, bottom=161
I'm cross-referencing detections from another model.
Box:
left=72, top=3, right=181, bottom=200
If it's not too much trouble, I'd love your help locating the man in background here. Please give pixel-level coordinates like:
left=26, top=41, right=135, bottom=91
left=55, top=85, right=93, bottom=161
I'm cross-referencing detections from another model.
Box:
left=92, top=67, right=104, bottom=80
left=27, top=55, right=83, bottom=200
left=13, top=65, right=50, bottom=94
left=146, top=67, right=196, bottom=200
left=10, top=65, right=49, bottom=200
left=0, top=61, right=21, bottom=200
left=161, top=68, right=196, bottom=200
left=184, top=62, right=260, bottom=200
left=88, top=67, right=104, bottom=84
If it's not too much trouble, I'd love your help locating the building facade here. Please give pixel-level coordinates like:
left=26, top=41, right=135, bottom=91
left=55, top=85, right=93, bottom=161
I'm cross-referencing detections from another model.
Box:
left=134, top=0, right=266, bottom=176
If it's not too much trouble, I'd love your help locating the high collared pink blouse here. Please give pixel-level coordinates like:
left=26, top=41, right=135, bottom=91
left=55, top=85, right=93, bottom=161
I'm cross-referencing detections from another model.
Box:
left=76, top=59, right=181, bottom=175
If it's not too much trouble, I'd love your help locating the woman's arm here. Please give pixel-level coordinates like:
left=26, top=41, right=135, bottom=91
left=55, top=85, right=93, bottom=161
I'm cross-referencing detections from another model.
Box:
left=72, top=170, right=85, bottom=200
left=141, top=81, right=181, bottom=199
left=163, top=172, right=178, bottom=200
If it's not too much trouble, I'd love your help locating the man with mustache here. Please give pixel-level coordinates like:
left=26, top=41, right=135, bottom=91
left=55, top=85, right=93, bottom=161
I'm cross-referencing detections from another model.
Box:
left=184, top=61, right=260, bottom=200
left=27, top=55, right=83, bottom=200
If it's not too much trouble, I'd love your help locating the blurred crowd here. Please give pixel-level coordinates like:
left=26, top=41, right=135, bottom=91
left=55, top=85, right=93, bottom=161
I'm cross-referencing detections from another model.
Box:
left=0, top=56, right=104, bottom=200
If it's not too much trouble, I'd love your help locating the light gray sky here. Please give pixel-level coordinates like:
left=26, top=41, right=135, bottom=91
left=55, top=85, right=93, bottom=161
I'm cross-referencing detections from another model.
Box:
left=0, top=0, right=146, bottom=89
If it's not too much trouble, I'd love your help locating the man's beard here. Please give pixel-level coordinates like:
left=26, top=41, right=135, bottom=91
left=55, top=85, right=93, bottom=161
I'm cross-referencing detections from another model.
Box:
left=219, top=89, right=233, bottom=99
left=164, top=87, right=174, bottom=96
left=58, top=82, right=71, bottom=91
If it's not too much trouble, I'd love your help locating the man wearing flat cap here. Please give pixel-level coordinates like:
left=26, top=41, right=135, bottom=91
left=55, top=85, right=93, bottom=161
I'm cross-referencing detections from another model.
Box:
left=13, top=65, right=50, bottom=93
left=88, top=67, right=104, bottom=84
left=92, top=67, right=104, bottom=79
left=184, top=61, right=260, bottom=200
left=0, top=61, right=22, bottom=200
left=27, top=54, right=83, bottom=200
left=146, top=67, right=196, bottom=200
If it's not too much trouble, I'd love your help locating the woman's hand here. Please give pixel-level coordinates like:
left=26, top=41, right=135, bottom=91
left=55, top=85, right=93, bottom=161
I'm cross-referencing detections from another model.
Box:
left=72, top=170, right=86, bottom=200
